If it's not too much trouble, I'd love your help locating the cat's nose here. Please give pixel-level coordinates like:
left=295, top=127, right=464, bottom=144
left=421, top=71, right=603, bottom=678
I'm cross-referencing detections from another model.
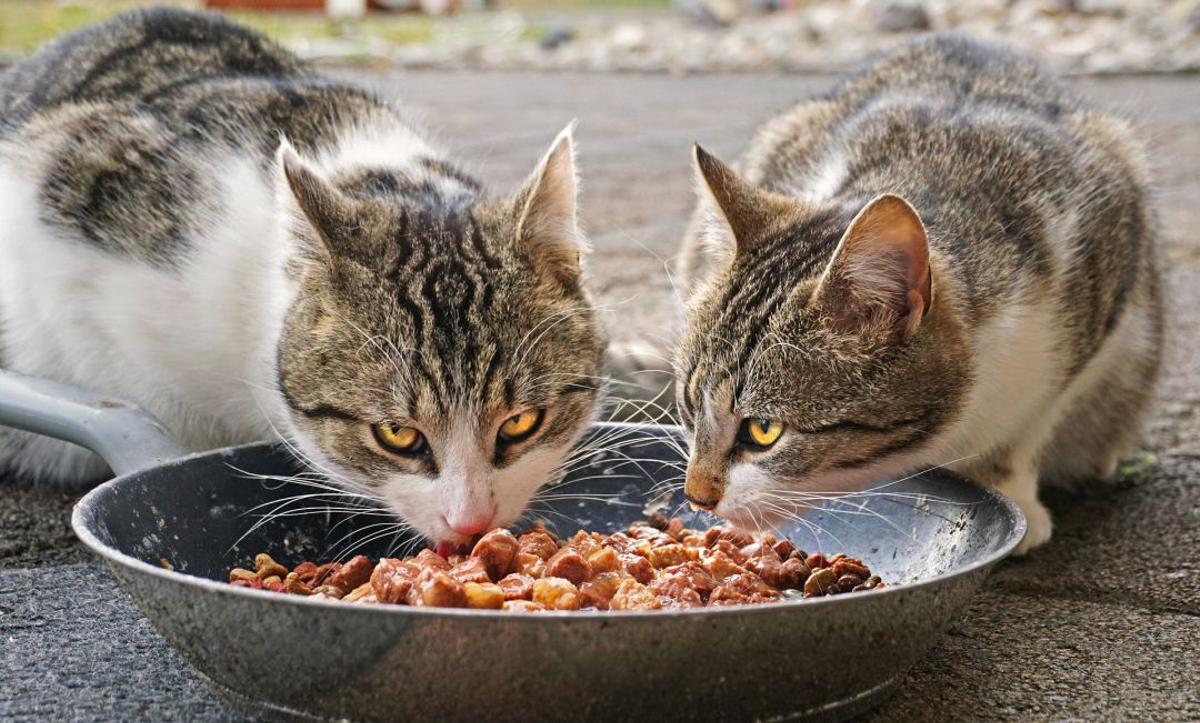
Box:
left=447, top=513, right=495, bottom=536
left=685, top=471, right=723, bottom=511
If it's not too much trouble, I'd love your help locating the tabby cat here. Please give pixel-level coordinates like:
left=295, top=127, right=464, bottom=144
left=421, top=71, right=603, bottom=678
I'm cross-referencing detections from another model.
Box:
left=674, top=35, right=1162, bottom=554
left=0, top=9, right=605, bottom=547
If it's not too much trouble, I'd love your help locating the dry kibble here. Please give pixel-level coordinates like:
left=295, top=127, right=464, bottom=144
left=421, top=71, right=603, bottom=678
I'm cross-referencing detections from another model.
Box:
left=343, top=582, right=376, bottom=603
left=283, top=572, right=313, bottom=595
left=804, top=567, right=838, bottom=597
left=772, top=539, right=796, bottom=560
left=253, top=553, right=287, bottom=580
left=311, top=584, right=345, bottom=599
left=836, top=574, right=864, bottom=592
left=228, top=567, right=257, bottom=584
left=231, top=519, right=881, bottom=610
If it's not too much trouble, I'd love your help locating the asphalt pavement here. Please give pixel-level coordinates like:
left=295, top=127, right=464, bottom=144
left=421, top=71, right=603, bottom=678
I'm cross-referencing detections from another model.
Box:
left=1, top=70, right=1197, bottom=721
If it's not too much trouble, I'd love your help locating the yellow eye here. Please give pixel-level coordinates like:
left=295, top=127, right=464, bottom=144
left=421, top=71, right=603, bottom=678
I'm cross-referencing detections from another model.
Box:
left=498, top=409, right=543, bottom=443
left=741, top=418, right=784, bottom=448
left=373, top=422, right=426, bottom=454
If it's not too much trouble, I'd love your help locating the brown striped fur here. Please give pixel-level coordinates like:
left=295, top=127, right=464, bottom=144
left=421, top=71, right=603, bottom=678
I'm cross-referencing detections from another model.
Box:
left=674, top=34, right=1163, bottom=554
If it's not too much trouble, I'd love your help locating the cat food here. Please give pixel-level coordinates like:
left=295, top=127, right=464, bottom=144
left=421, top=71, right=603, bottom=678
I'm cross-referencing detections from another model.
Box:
left=228, top=514, right=884, bottom=611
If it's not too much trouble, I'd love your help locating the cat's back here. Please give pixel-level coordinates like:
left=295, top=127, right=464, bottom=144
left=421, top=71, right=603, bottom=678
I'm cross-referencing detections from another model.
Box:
left=0, top=8, right=405, bottom=267
left=0, top=8, right=303, bottom=127
left=0, top=7, right=393, bottom=155
left=830, top=33, right=1077, bottom=122
left=755, top=35, right=1154, bottom=325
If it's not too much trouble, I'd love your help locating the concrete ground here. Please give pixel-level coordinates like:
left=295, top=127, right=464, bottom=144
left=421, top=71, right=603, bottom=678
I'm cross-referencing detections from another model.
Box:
left=1, top=71, right=1198, bottom=720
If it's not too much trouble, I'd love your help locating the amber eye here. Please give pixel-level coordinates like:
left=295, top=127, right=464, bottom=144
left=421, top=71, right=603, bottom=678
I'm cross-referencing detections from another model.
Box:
left=373, top=422, right=426, bottom=455
left=498, top=409, right=544, bottom=443
left=739, top=418, right=785, bottom=449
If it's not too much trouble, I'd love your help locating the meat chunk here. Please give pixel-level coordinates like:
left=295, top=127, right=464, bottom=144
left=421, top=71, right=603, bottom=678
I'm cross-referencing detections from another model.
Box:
left=532, top=577, right=582, bottom=610
left=411, top=568, right=467, bottom=608
left=232, top=517, right=881, bottom=611
left=497, top=573, right=536, bottom=601
left=514, top=552, right=547, bottom=579
left=586, top=546, right=621, bottom=574
left=414, top=549, right=451, bottom=571
left=618, top=553, right=655, bottom=584
left=579, top=572, right=624, bottom=610
left=470, top=529, right=520, bottom=581
left=449, top=557, right=492, bottom=585
left=502, top=600, right=547, bottom=613
left=371, top=558, right=420, bottom=604
left=646, top=543, right=690, bottom=569
left=326, top=555, right=373, bottom=591
left=545, top=548, right=592, bottom=585
left=464, top=582, right=505, bottom=609
left=516, top=530, right=559, bottom=560
left=608, top=578, right=662, bottom=611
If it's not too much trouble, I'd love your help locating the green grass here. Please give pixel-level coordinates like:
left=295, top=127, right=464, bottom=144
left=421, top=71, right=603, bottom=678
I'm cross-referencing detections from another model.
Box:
left=1119, top=450, right=1159, bottom=478
left=0, top=0, right=665, bottom=58
left=0, top=0, right=181, bottom=55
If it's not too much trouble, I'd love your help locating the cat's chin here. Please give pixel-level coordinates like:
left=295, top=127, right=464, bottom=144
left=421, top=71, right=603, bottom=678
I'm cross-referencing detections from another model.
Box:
left=711, top=503, right=794, bottom=535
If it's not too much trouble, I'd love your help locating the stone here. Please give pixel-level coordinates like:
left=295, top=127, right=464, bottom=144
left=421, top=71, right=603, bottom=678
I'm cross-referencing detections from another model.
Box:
left=875, top=1, right=933, bottom=33
left=539, top=25, right=574, bottom=51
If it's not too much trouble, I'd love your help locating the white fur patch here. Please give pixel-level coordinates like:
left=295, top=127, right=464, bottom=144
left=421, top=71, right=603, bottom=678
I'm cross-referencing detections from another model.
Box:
left=798, top=152, right=846, bottom=203
left=315, top=122, right=435, bottom=175
left=0, top=145, right=292, bottom=479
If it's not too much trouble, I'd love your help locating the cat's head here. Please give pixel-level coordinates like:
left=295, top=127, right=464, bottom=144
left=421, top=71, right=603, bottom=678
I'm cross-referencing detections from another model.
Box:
left=274, top=126, right=605, bottom=546
left=675, top=146, right=971, bottom=531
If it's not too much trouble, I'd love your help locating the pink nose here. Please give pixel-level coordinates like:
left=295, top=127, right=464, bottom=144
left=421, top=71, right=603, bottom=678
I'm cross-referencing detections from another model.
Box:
left=447, top=513, right=494, bottom=536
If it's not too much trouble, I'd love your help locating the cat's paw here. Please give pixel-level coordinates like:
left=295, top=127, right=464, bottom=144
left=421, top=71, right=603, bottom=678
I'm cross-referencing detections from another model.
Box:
left=1011, top=497, right=1053, bottom=556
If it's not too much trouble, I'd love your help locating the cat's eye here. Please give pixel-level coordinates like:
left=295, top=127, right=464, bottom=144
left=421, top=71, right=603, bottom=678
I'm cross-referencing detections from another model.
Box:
left=498, top=409, right=544, bottom=443
left=739, top=418, right=785, bottom=449
left=373, top=422, right=426, bottom=455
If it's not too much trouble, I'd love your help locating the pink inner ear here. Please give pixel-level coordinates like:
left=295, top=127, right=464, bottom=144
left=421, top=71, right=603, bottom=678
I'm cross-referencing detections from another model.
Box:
left=824, top=194, right=931, bottom=336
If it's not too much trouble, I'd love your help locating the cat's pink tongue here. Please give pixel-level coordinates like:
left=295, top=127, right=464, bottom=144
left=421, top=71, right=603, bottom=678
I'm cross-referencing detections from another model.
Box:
left=434, top=541, right=457, bottom=558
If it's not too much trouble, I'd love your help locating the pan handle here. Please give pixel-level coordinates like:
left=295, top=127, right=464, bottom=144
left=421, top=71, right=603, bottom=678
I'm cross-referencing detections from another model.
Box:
left=0, top=369, right=187, bottom=476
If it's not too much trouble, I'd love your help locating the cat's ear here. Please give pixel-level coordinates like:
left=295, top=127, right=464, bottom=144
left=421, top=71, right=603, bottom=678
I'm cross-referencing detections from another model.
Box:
left=276, top=138, right=357, bottom=261
left=693, top=144, right=804, bottom=258
left=513, top=122, right=585, bottom=285
left=815, top=193, right=932, bottom=338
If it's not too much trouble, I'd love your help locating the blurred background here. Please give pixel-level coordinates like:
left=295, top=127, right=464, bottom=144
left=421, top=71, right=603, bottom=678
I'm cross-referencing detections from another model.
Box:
left=1, top=4, right=1198, bottom=720
left=1, top=0, right=1197, bottom=74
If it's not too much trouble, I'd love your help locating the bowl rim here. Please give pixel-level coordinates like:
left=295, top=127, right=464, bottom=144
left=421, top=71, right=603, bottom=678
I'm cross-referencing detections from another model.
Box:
left=71, top=422, right=1027, bottom=622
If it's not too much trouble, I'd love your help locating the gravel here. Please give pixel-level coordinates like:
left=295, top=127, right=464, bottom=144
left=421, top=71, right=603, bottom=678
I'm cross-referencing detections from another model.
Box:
left=287, top=1, right=1200, bottom=75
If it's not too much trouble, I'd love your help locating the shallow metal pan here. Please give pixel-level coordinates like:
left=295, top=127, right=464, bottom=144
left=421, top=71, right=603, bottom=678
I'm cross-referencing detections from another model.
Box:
left=0, top=369, right=1024, bottom=721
